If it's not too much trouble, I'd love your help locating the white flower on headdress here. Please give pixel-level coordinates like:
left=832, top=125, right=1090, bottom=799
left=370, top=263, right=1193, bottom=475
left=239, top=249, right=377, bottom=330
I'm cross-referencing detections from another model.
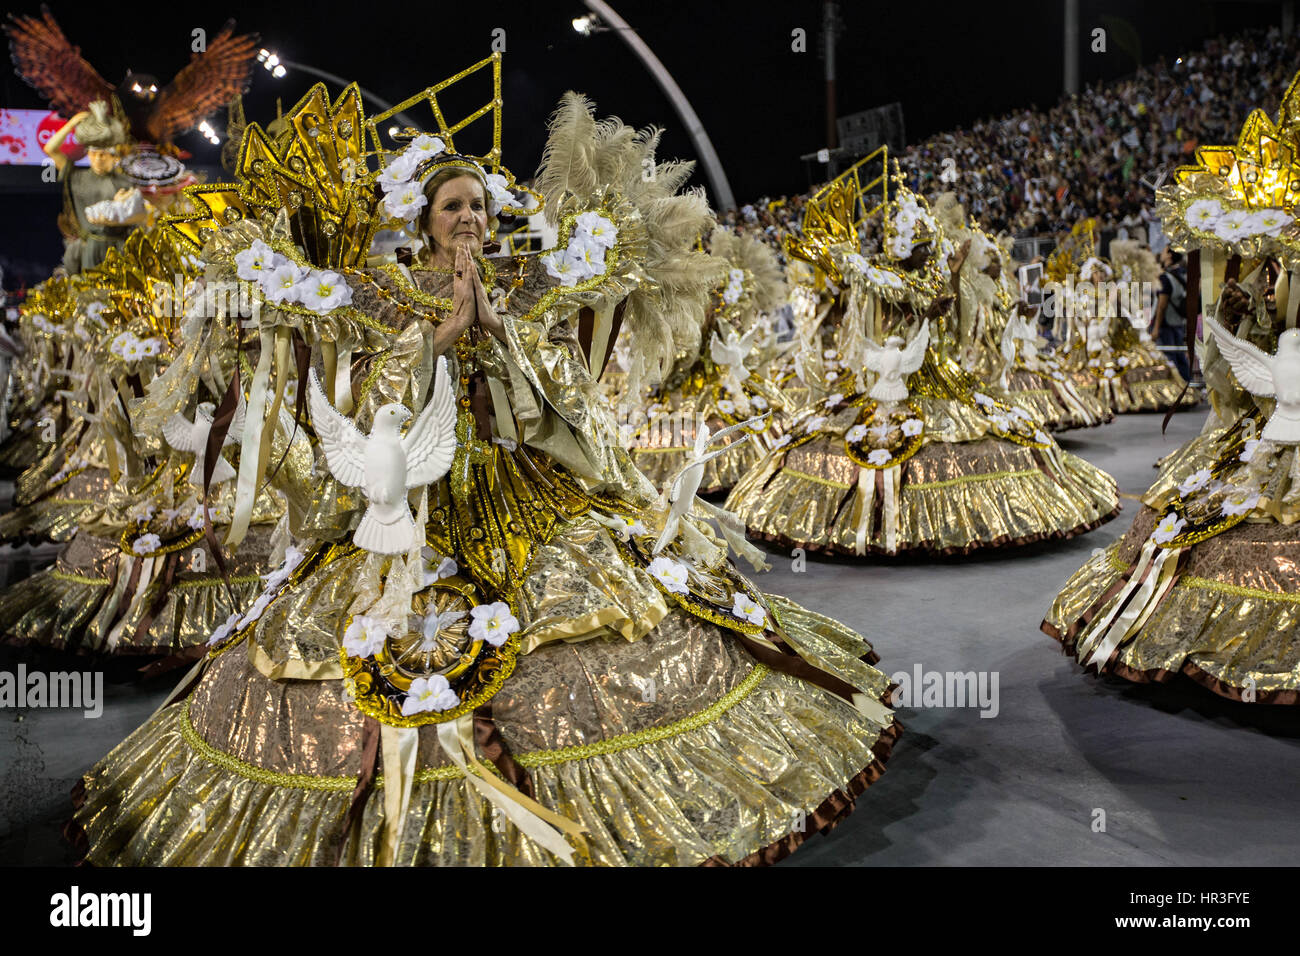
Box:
left=295, top=270, right=353, bottom=313
left=845, top=424, right=868, bottom=443
left=1087, top=358, right=1101, bottom=368
left=129, top=502, right=156, bottom=524
left=887, top=234, right=915, bottom=260
left=901, top=418, right=923, bottom=437
left=823, top=349, right=839, bottom=360
left=822, top=395, right=843, bottom=410
left=401, top=675, right=460, bottom=715
left=1221, top=489, right=1261, bottom=517
left=1103, top=368, right=1117, bottom=378
left=750, top=395, right=769, bottom=411
left=468, top=601, right=519, bottom=647
left=234, top=240, right=283, bottom=281
left=647, top=556, right=690, bottom=595
left=138, top=337, right=163, bottom=357
left=381, top=180, right=428, bottom=222
left=866, top=266, right=904, bottom=289
left=85, top=301, right=106, bottom=324
left=716, top=398, right=737, bottom=415
left=722, top=268, right=746, bottom=305
left=261, top=262, right=309, bottom=304
left=1150, top=513, right=1186, bottom=544
left=110, top=331, right=138, bottom=358
left=1240, top=438, right=1261, bottom=463
left=971, top=391, right=995, bottom=408
left=772, top=434, right=793, bottom=448
left=122, top=338, right=144, bottom=362
left=574, top=211, right=618, bottom=250
left=1184, top=199, right=1223, bottom=230
left=1177, top=468, right=1212, bottom=498
left=405, top=134, right=446, bottom=163
left=802, top=415, right=829, bottom=434
left=730, top=591, right=767, bottom=626
left=1212, top=208, right=1254, bottom=242
left=377, top=154, right=419, bottom=193
left=206, top=612, right=242, bottom=647
left=867, top=448, right=891, bottom=466
left=484, top=172, right=516, bottom=215
left=32, top=314, right=55, bottom=333
left=132, top=533, right=162, bottom=555
left=1244, top=208, right=1293, bottom=238
left=867, top=422, right=892, bottom=443
left=541, top=249, right=587, bottom=286
left=343, top=614, right=390, bottom=658
left=845, top=253, right=871, bottom=275
left=1117, top=355, right=1130, bottom=367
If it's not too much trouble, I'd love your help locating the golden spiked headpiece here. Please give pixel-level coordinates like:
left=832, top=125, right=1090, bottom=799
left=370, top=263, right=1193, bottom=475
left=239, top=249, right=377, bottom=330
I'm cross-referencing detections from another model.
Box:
left=166, top=52, right=535, bottom=270
left=785, top=145, right=890, bottom=283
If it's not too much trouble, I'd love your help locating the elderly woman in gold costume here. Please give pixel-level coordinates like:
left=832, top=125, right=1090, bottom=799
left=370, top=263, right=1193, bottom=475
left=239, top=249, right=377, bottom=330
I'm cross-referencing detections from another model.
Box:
left=71, top=84, right=900, bottom=866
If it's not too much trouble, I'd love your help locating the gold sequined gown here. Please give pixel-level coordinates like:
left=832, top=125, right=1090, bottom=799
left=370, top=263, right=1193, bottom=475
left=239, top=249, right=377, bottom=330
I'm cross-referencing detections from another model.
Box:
left=73, top=260, right=901, bottom=866
left=1043, top=313, right=1296, bottom=703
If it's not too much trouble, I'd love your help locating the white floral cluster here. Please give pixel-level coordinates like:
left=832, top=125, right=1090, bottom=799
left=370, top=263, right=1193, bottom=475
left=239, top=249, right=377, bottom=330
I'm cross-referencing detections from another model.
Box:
left=206, top=546, right=307, bottom=648
left=31, top=314, right=55, bottom=333
left=376, top=134, right=517, bottom=223
left=845, top=416, right=924, bottom=466
left=109, top=330, right=164, bottom=362
left=1183, top=199, right=1293, bottom=243
left=844, top=252, right=905, bottom=290
left=721, top=268, right=746, bottom=305
left=235, top=239, right=353, bottom=314
left=646, top=556, right=767, bottom=628
left=541, top=211, right=618, bottom=287
left=1174, top=466, right=1262, bottom=519
left=886, top=196, right=938, bottom=260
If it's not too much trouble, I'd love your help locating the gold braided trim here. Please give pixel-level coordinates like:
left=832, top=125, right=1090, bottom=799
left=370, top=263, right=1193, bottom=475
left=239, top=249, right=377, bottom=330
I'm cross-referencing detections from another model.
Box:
left=48, top=569, right=111, bottom=586
left=1106, top=546, right=1128, bottom=573
left=512, top=663, right=770, bottom=769
left=172, top=574, right=264, bottom=590
left=905, top=467, right=1041, bottom=491
left=176, top=665, right=772, bottom=791
left=178, top=699, right=357, bottom=792
left=1176, top=575, right=1300, bottom=603
left=356, top=353, right=389, bottom=407
left=781, top=467, right=854, bottom=490
left=630, top=445, right=690, bottom=454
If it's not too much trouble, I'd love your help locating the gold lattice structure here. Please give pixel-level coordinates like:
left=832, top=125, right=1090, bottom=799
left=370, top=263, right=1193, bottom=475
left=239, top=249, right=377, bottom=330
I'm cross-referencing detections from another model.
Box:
left=1174, top=71, right=1300, bottom=210
left=165, top=54, right=514, bottom=271
left=786, top=145, right=889, bottom=282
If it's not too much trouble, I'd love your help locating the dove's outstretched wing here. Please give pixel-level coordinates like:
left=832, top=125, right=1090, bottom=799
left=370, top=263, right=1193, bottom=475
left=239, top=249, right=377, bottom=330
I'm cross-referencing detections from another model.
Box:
left=403, top=355, right=458, bottom=487
left=899, top=320, right=931, bottom=375
left=1204, top=315, right=1276, bottom=396
left=708, top=331, right=729, bottom=365
left=225, top=388, right=248, bottom=444
left=1000, top=318, right=1018, bottom=364
left=668, top=414, right=769, bottom=500
left=862, top=337, right=886, bottom=372
left=737, top=327, right=757, bottom=358
left=307, top=368, right=368, bottom=487
left=162, top=413, right=197, bottom=452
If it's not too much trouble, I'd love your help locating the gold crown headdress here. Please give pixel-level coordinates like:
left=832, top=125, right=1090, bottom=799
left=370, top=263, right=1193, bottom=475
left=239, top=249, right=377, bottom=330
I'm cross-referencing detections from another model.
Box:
left=166, top=53, right=537, bottom=270
left=785, top=146, right=890, bottom=284
left=1158, top=70, right=1300, bottom=265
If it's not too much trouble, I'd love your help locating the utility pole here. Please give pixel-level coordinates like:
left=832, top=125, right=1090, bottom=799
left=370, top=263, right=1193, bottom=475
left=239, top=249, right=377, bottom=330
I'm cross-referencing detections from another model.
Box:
left=1063, top=0, right=1079, bottom=96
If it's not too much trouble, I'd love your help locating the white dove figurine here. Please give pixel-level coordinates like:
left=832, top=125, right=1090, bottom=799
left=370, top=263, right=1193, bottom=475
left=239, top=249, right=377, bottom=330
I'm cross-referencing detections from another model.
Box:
left=862, top=320, right=930, bottom=402
left=652, top=414, right=769, bottom=556
left=1204, top=315, right=1300, bottom=443
left=308, top=354, right=458, bottom=554
left=709, top=325, right=757, bottom=370
left=162, top=394, right=247, bottom=489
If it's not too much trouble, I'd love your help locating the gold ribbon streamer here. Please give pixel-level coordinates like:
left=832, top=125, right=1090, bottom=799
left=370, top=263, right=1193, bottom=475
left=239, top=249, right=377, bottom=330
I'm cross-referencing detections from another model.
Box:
left=378, top=724, right=420, bottom=867
left=1080, top=540, right=1183, bottom=668
left=435, top=715, right=587, bottom=866
left=335, top=346, right=355, bottom=415
left=226, top=327, right=275, bottom=546
left=854, top=466, right=875, bottom=555
left=104, top=555, right=155, bottom=651
left=883, top=464, right=900, bottom=554
left=1288, top=268, right=1300, bottom=330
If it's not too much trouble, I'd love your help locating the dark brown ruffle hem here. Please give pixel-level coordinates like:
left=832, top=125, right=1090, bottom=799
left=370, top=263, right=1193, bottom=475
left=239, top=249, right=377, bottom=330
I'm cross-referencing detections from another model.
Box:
left=699, top=717, right=903, bottom=867
left=749, top=504, right=1121, bottom=560
left=1041, top=620, right=1300, bottom=706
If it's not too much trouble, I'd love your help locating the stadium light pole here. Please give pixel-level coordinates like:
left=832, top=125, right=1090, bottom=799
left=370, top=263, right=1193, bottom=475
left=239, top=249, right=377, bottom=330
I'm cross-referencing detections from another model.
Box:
left=1063, top=0, right=1079, bottom=96
left=575, top=2, right=736, bottom=210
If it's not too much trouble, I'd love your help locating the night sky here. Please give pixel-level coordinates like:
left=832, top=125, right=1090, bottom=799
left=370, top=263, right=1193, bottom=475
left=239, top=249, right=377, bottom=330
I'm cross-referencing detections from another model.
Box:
left=0, top=0, right=1285, bottom=285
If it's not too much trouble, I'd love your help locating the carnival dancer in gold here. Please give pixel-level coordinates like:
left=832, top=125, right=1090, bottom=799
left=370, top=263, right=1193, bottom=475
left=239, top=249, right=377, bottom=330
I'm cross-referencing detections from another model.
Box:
left=72, top=62, right=900, bottom=866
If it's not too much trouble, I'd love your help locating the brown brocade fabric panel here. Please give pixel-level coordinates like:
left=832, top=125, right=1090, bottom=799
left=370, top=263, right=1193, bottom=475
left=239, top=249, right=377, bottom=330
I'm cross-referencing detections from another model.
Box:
left=900, top=437, right=1037, bottom=484
left=57, top=531, right=120, bottom=578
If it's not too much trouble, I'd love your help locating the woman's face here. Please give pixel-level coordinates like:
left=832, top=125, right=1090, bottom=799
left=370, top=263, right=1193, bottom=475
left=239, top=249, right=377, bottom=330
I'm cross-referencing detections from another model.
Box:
left=424, top=174, right=487, bottom=260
